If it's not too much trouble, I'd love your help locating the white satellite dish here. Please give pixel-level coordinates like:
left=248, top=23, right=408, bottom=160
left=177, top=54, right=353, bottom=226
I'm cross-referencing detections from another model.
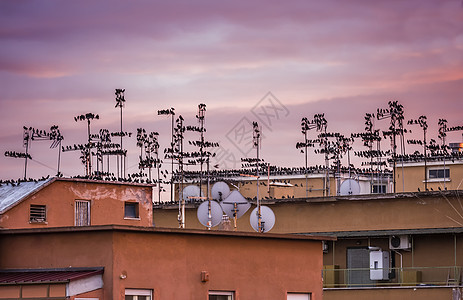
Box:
left=220, top=190, right=251, bottom=219
left=211, top=181, right=230, bottom=200
left=339, top=179, right=361, bottom=196
left=182, top=185, right=203, bottom=201
left=197, top=200, right=223, bottom=227
left=250, top=205, right=275, bottom=233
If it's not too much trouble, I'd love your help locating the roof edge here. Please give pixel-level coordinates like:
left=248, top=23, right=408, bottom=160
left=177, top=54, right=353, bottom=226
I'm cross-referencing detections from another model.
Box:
left=0, top=224, right=336, bottom=241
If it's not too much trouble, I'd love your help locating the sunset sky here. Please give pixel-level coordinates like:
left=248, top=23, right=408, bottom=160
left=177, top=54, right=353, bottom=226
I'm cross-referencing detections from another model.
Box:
left=1, top=0, right=462, bottom=182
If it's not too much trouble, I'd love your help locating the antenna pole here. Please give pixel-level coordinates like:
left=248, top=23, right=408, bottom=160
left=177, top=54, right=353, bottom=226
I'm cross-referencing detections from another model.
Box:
left=171, top=112, right=174, bottom=204
left=87, top=118, right=92, bottom=176
left=305, top=129, right=308, bottom=198
left=156, top=144, right=161, bottom=202
left=207, top=157, right=211, bottom=230
left=253, top=121, right=263, bottom=233
left=23, top=128, right=30, bottom=180
left=57, top=139, right=62, bottom=175
left=233, top=202, right=238, bottom=231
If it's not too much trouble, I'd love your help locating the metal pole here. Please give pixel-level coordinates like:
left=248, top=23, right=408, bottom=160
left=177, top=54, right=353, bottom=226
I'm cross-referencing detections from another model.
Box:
left=424, top=127, right=427, bottom=191
left=57, top=139, right=61, bottom=175
left=305, top=130, right=308, bottom=198
left=171, top=113, right=174, bottom=204
left=24, top=134, right=29, bottom=180
left=87, top=119, right=92, bottom=176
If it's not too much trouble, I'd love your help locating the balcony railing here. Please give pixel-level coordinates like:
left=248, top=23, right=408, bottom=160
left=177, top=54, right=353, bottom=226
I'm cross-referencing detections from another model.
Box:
left=322, top=266, right=462, bottom=288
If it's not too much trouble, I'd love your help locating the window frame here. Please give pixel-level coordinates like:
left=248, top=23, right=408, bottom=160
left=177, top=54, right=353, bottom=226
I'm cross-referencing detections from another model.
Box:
left=29, top=204, right=47, bottom=223
left=208, top=291, right=234, bottom=300
left=371, top=184, right=387, bottom=194
left=426, top=167, right=450, bottom=182
left=124, top=202, right=140, bottom=219
left=75, top=200, right=91, bottom=226
left=125, top=288, right=152, bottom=300
left=286, top=293, right=311, bottom=300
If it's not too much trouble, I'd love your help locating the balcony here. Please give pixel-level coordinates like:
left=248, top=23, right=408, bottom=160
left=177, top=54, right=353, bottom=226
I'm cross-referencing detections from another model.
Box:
left=322, top=265, right=462, bottom=289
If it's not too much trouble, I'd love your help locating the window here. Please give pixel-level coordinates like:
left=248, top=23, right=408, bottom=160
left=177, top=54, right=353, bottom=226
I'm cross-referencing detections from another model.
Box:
left=125, top=289, right=152, bottom=300
left=209, top=291, right=234, bottom=300
left=428, top=168, right=450, bottom=180
left=75, top=200, right=90, bottom=226
left=287, top=293, right=311, bottom=300
left=372, top=184, right=386, bottom=194
left=124, top=202, right=139, bottom=219
left=30, top=204, right=46, bottom=223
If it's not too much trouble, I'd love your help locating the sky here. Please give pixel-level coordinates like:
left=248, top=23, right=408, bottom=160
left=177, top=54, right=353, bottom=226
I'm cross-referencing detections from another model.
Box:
left=0, top=0, right=462, bottom=183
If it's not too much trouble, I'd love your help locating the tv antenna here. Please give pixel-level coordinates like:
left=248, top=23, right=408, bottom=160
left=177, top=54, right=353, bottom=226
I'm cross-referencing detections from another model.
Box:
left=377, top=100, right=406, bottom=193
left=115, top=89, right=127, bottom=178
left=297, top=116, right=322, bottom=197
left=438, top=118, right=448, bottom=190
left=72, top=112, right=99, bottom=176
left=137, top=128, right=161, bottom=184
left=158, top=107, right=175, bottom=203
left=407, top=116, right=428, bottom=190
left=6, top=125, right=64, bottom=179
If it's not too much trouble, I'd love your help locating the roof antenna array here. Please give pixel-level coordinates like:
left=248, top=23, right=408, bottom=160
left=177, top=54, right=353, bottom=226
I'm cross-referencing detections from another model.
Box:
left=136, top=128, right=161, bottom=184
left=297, top=116, right=321, bottom=197
left=65, top=113, right=100, bottom=176
left=407, top=116, right=428, bottom=190
left=115, top=89, right=127, bottom=178
left=185, top=103, right=219, bottom=229
left=352, top=113, right=384, bottom=193
left=377, top=101, right=406, bottom=193
left=174, top=115, right=186, bottom=228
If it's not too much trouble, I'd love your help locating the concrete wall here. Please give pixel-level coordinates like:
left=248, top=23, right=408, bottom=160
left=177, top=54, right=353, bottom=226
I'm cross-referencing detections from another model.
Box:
left=0, top=179, right=153, bottom=229
left=154, top=192, right=463, bottom=234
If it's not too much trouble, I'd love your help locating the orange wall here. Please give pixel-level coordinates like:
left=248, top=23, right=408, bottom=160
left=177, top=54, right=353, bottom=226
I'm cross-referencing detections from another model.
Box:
left=0, top=179, right=153, bottom=229
left=0, top=227, right=326, bottom=300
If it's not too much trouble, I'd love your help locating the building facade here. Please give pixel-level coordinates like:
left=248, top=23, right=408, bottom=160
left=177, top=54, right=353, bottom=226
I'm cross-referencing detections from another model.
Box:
left=0, top=225, right=330, bottom=300
left=0, top=177, right=153, bottom=229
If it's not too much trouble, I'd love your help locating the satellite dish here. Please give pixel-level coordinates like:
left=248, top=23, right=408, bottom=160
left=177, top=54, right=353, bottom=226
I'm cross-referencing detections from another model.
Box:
left=339, top=179, right=361, bottom=196
left=250, top=206, right=275, bottom=233
left=220, top=190, right=251, bottom=219
left=182, top=185, right=203, bottom=201
left=211, top=181, right=230, bottom=200
left=197, top=200, right=223, bottom=227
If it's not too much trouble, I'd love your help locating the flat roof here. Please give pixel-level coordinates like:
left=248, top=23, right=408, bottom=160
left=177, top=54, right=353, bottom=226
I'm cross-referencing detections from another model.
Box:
left=296, top=227, right=463, bottom=238
left=155, top=189, right=463, bottom=209
left=0, top=224, right=336, bottom=241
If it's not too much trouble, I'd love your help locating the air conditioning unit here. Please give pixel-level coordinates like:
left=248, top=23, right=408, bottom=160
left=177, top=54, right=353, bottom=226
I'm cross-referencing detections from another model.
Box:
left=389, top=235, right=411, bottom=250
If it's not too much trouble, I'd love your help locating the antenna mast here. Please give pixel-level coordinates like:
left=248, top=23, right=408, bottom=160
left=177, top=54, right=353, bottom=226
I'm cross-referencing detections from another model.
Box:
left=252, top=121, right=263, bottom=232
left=115, top=89, right=126, bottom=178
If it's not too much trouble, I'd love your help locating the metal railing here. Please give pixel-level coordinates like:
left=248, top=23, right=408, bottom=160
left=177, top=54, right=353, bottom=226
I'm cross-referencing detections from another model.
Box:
left=322, top=266, right=462, bottom=288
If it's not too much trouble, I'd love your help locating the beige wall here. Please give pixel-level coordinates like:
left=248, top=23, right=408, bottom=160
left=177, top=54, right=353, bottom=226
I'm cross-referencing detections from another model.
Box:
left=155, top=192, right=463, bottom=234
left=0, top=226, right=327, bottom=300
left=395, top=161, right=463, bottom=193
left=0, top=179, right=153, bottom=229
